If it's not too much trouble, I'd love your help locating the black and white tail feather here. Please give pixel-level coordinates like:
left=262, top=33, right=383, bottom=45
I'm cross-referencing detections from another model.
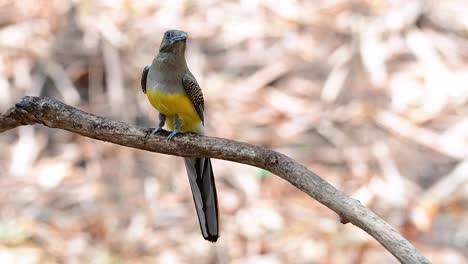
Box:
left=184, top=157, right=219, bottom=242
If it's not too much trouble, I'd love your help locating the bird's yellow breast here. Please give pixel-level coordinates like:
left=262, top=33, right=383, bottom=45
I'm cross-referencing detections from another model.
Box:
left=147, top=89, right=202, bottom=132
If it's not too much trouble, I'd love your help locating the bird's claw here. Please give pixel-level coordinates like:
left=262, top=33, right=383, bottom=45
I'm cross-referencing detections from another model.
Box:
left=167, top=130, right=181, bottom=140
left=150, top=127, right=164, bottom=137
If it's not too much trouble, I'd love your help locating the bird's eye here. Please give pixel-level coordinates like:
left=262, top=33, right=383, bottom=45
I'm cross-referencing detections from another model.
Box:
left=165, top=32, right=171, bottom=38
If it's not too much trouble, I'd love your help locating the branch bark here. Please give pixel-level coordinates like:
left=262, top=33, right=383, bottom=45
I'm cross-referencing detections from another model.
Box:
left=0, top=96, right=430, bottom=264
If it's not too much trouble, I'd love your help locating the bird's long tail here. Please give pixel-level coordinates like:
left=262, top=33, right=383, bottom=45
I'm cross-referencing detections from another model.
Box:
left=184, top=157, right=219, bottom=242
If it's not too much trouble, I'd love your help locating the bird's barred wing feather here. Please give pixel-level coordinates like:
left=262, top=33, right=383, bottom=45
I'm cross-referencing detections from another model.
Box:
left=141, top=65, right=149, bottom=94
left=182, top=73, right=205, bottom=124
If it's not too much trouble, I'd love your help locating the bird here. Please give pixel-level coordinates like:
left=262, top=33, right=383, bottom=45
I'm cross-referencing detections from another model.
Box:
left=141, top=30, right=219, bottom=242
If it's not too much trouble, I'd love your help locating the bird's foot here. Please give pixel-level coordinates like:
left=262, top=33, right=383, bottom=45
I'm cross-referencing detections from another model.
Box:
left=167, top=130, right=182, bottom=140
left=150, top=127, right=164, bottom=137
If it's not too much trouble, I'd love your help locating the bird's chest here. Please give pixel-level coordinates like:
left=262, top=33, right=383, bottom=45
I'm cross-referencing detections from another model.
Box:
left=147, top=88, right=201, bottom=132
left=146, top=72, right=186, bottom=114
left=146, top=88, right=192, bottom=115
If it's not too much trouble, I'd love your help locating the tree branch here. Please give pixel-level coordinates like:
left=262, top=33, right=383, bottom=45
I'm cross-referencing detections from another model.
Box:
left=0, top=96, right=429, bottom=264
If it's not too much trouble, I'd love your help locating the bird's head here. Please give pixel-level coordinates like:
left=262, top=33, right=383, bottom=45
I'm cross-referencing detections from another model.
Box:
left=159, top=30, right=188, bottom=53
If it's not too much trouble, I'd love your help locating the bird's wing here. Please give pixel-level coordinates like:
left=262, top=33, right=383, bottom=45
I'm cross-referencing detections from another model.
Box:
left=141, top=65, right=149, bottom=94
left=182, top=73, right=205, bottom=124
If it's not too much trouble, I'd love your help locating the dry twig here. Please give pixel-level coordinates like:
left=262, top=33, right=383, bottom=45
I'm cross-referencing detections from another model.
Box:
left=0, top=96, right=430, bottom=264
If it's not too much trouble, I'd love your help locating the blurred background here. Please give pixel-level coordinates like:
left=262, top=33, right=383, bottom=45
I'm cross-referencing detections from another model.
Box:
left=1, top=0, right=468, bottom=263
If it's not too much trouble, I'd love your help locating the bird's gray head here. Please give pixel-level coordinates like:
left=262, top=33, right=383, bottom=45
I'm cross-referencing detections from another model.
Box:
left=159, top=30, right=188, bottom=53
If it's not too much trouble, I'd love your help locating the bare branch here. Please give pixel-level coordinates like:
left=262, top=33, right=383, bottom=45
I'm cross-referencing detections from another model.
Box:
left=0, top=96, right=430, bottom=264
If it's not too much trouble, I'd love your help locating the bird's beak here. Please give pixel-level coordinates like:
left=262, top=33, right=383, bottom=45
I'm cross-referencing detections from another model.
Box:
left=170, top=32, right=188, bottom=44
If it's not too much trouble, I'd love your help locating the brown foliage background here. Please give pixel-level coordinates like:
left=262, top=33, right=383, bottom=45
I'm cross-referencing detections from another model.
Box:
left=0, top=0, right=467, bottom=263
